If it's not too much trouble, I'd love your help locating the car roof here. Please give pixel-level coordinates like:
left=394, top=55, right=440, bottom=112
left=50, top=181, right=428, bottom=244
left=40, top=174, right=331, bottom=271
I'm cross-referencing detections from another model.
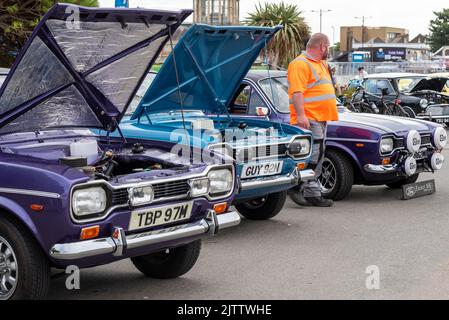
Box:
left=428, top=72, right=449, bottom=78
left=365, top=73, right=426, bottom=79
left=246, top=69, right=287, bottom=81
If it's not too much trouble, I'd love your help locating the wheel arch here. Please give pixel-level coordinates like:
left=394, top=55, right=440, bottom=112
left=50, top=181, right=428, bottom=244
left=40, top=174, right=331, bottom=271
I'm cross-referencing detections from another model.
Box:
left=402, top=105, right=417, bottom=118
left=325, top=142, right=365, bottom=183
left=0, top=197, right=46, bottom=252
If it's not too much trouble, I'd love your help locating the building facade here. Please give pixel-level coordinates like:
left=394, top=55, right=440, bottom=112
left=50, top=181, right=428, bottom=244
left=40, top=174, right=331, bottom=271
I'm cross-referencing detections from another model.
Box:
left=340, top=26, right=409, bottom=52
left=193, top=0, right=240, bottom=25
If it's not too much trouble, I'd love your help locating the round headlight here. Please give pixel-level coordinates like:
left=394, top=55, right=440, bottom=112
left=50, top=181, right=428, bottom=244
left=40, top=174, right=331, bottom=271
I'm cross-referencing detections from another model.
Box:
left=433, top=127, right=447, bottom=150
left=380, top=137, right=394, bottom=154
left=420, top=99, right=428, bottom=109
left=207, top=169, right=233, bottom=196
left=129, top=185, right=154, bottom=206
left=289, top=138, right=311, bottom=157
left=406, top=130, right=421, bottom=153
left=72, top=187, right=107, bottom=217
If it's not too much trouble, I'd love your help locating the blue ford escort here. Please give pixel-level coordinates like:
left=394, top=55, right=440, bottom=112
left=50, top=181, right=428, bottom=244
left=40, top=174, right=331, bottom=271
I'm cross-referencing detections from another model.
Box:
left=100, top=24, right=314, bottom=220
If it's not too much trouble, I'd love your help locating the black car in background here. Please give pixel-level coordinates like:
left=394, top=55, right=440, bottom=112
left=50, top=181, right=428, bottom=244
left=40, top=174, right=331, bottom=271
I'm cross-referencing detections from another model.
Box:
left=352, top=73, right=449, bottom=125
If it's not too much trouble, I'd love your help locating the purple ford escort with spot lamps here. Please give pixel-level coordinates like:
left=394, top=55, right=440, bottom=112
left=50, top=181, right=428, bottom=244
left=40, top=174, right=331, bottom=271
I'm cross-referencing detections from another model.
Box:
left=229, top=71, right=447, bottom=201
left=0, top=4, right=240, bottom=300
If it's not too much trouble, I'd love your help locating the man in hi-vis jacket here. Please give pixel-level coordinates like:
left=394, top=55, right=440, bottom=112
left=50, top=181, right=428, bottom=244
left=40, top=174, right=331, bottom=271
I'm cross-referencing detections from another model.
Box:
left=288, top=33, right=339, bottom=207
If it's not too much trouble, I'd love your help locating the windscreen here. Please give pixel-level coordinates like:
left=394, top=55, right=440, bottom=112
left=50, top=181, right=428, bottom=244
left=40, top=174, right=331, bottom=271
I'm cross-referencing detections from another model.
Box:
left=259, top=77, right=290, bottom=113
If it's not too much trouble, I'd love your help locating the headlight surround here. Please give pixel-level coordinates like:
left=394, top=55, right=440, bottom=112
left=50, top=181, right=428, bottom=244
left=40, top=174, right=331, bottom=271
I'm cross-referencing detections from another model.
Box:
left=207, top=169, right=233, bottom=196
left=72, top=187, right=107, bottom=217
left=420, top=99, right=429, bottom=109
left=288, top=137, right=311, bottom=157
left=380, top=137, right=394, bottom=154
left=128, top=185, right=154, bottom=206
left=189, top=178, right=210, bottom=197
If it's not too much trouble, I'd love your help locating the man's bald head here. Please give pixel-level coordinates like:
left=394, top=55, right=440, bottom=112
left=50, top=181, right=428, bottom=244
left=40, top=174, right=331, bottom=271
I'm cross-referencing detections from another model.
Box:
left=305, top=33, right=330, bottom=60
left=306, top=33, right=330, bottom=49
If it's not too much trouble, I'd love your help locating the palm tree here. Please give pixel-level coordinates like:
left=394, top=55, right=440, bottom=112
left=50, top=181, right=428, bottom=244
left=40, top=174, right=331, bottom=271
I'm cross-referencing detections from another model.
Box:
left=245, top=2, right=310, bottom=69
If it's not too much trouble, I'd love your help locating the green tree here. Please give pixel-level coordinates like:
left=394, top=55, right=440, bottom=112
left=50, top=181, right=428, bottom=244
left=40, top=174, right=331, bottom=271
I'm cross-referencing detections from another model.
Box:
left=245, top=2, right=310, bottom=69
left=0, top=0, right=99, bottom=67
left=429, top=8, right=449, bottom=52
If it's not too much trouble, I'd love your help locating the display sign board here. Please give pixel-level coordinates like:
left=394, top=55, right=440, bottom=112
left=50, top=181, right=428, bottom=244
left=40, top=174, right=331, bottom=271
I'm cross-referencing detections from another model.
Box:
left=372, top=47, right=406, bottom=62
left=402, top=179, right=436, bottom=200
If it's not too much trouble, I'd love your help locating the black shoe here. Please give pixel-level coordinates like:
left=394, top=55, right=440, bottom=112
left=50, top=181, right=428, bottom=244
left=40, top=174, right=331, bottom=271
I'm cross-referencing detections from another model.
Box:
left=290, top=192, right=311, bottom=207
left=303, top=197, right=334, bottom=207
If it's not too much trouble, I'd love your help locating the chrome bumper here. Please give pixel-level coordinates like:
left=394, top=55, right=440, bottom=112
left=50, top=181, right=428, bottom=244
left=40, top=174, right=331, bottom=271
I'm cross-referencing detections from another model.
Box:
left=240, top=168, right=315, bottom=191
left=364, top=164, right=398, bottom=174
left=300, top=169, right=315, bottom=181
left=49, top=210, right=241, bottom=260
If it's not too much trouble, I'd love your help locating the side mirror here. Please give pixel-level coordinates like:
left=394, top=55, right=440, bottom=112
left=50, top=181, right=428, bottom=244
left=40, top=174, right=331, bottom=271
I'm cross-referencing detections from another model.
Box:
left=256, top=106, right=269, bottom=116
left=381, top=88, right=389, bottom=96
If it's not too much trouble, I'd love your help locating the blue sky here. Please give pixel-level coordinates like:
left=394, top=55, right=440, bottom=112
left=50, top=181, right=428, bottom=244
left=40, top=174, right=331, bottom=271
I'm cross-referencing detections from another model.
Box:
left=99, top=0, right=448, bottom=44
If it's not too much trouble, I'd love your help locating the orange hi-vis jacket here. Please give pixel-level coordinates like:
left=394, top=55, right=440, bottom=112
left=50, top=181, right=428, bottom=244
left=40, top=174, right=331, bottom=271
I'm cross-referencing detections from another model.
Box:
left=288, top=53, right=339, bottom=124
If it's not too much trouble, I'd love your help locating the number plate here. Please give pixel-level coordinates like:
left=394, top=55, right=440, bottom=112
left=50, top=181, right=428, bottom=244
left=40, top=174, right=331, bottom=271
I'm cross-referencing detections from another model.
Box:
left=128, top=201, right=193, bottom=231
left=435, top=118, right=449, bottom=124
left=241, top=161, right=283, bottom=179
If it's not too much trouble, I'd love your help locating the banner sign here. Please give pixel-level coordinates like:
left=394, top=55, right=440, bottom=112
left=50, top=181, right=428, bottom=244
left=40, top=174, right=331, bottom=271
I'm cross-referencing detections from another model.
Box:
left=115, top=0, right=129, bottom=8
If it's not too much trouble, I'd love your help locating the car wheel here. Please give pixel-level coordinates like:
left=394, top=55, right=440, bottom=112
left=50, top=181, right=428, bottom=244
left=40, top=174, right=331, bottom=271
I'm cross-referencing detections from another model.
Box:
left=235, top=191, right=287, bottom=220
left=0, top=217, right=50, bottom=300
left=320, top=150, right=354, bottom=201
left=386, top=174, right=419, bottom=189
left=131, top=240, right=201, bottom=279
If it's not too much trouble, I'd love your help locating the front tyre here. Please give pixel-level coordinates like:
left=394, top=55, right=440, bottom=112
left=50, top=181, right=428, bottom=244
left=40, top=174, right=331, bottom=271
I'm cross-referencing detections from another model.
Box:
left=131, top=240, right=201, bottom=279
left=386, top=174, right=419, bottom=189
left=0, top=217, right=50, bottom=300
left=235, top=191, right=287, bottom=220
left=320, top=150, right=354, bottom=201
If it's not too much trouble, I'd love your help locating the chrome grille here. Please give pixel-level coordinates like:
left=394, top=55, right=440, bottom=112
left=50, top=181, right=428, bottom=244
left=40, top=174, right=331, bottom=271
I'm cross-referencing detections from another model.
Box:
left=153, top=180, right=190, bottom=199
left=112, top=189, right=129, bottom=206
left=111, top=180, right=190, bottom=206
left=428, top=105, right=449, bottom=116
left=232, top=143, right=289, bottom=160
left=421, top=134, right=431, bottom=146
left=394, top=138, right=405, bottom=149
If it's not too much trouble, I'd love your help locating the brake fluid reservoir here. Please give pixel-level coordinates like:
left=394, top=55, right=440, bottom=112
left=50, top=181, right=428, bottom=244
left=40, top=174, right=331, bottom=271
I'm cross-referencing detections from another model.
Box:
left=70, top=140, right=99, bottom=164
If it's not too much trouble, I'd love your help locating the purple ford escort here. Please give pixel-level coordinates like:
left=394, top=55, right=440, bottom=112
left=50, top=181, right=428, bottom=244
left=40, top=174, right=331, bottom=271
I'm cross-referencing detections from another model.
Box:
left=0, top=4, right=240, bottom=300
left=229, top=70, right=447, bottom=201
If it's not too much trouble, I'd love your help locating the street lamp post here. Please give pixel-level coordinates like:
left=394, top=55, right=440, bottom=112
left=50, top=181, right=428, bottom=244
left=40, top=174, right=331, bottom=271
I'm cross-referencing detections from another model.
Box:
left=311, top=9, right=332, bottom=33
left=354, top=16, right=372, bottom=49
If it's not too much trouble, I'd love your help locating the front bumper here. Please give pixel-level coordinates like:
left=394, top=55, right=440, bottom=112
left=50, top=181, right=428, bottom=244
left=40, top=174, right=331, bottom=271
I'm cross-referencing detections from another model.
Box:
left=49, top=210, right=240, bottom=260
left=364, top=164, right=398, bottom=174
left=240, top=168, right=315, bottom=191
